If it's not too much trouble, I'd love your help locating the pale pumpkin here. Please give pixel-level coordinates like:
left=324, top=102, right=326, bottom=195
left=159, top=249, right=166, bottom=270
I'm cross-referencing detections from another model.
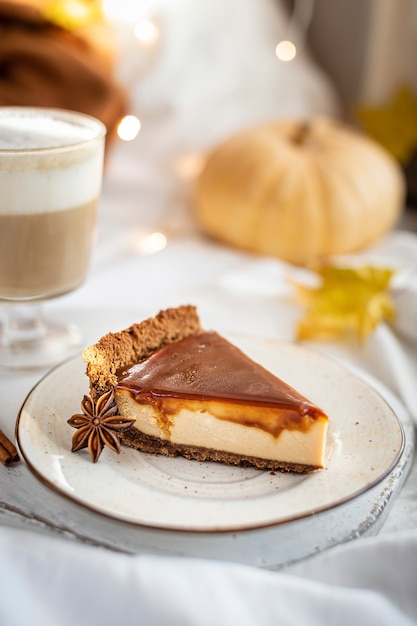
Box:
left=194, top=118, right=405, bottom=266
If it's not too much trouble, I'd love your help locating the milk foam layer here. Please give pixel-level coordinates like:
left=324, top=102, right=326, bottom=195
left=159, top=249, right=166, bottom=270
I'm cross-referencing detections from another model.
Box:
left=0, top=108, right=105, bottom=214
left=0, top=113, right=99, bottom=150
left=0, top=151, right=104, bottom=214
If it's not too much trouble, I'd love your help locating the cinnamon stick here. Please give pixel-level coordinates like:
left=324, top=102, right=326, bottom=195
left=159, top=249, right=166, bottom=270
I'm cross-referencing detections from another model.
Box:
left=0, top=429, right=19, bottom=466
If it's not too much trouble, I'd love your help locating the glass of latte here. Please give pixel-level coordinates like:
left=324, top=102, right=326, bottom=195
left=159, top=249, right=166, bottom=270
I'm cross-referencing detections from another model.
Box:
left=0, top=107, right=106, bottom=369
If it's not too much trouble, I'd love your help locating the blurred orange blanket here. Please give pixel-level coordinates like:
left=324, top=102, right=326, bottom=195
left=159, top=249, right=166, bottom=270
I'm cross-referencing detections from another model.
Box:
left=0, top=0, right=126, bottom=144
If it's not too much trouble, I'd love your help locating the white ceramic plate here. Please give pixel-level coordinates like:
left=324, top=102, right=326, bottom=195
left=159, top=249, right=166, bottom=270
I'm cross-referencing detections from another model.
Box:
left=16, top=336, right=404, bottom=533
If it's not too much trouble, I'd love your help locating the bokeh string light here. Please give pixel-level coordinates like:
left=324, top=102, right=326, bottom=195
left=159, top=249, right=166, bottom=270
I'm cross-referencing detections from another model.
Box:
left=117, top=115, right=141, bottom=141
left=134, top=18, right=159, bottom=44
left=102, top=0, right=161, bottom=143
left=275, top=40, right=297, bottom=62
left=275, top=0, right=315, bottom=62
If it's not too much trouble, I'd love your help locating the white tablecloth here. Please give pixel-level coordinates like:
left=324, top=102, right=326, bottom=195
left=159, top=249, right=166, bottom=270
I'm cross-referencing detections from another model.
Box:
left=0, top=528, right=417, bottom=626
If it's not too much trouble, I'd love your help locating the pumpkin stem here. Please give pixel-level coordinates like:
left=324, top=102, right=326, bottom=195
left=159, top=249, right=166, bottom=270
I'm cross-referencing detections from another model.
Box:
left=292, top=122, right=311, bottom=145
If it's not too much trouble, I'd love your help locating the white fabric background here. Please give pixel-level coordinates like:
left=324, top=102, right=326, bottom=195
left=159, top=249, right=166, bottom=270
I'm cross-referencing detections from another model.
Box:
left=0, top=528, right=416, bottom=625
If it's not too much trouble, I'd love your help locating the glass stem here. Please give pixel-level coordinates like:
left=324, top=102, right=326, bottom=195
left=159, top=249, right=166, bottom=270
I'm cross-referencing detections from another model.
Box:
left=1, top=303, right=47, bottom=347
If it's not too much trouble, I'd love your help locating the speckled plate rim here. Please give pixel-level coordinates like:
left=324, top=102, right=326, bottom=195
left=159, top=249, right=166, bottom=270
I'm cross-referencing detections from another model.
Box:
left=15, top=337, right=406, bottom=533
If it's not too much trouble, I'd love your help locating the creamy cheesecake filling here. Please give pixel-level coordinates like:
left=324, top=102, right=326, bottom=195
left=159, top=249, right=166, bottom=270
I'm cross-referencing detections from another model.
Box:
left=115, top=330, right=329, bottom=468
left=115, top=392, right=328, bottom=466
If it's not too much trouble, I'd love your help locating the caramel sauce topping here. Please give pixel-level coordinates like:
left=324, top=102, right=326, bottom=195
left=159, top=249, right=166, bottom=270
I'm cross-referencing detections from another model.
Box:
left=116, top=331, right=328, bottom=437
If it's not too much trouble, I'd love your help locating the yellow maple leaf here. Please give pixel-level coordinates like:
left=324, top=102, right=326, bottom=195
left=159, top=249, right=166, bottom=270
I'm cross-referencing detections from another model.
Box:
left=357, top=85, right=417, bottom=164
left=293, top=265, right=396, bottom=342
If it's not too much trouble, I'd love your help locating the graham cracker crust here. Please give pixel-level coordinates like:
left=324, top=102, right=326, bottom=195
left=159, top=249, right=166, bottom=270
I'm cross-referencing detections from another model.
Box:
left=119, top=427, right=320, bottom=474
left=83, top=305, right=201, bottom=400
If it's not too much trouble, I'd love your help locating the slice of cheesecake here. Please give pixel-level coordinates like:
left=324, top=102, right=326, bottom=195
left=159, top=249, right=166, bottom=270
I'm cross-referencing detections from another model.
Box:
left=83, top=305, right=328, bottom=473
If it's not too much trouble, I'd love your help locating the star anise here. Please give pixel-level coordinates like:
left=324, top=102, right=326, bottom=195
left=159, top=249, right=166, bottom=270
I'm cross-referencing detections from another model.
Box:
left=67, top=390, right=135, bottom=463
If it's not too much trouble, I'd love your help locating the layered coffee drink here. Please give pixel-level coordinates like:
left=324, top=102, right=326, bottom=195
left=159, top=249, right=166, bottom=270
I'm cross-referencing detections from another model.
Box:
left=0, top=108, right=105, bottom=301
